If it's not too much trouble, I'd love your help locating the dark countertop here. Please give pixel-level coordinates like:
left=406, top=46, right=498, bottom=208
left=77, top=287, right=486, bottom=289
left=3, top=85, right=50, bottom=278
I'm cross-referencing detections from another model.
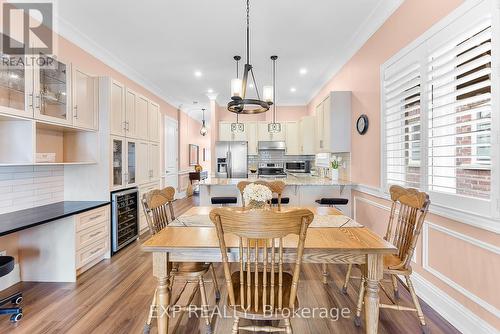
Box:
left=0, top=201, right=110, bottom=237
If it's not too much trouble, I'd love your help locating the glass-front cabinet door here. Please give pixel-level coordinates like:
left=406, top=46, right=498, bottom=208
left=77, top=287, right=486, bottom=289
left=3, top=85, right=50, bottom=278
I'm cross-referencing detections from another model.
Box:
left=126, top=140, right=137, bottom=186
left=34, top=55, right=72, bottom=125
left=112, top=137, right=125, bottom=189
left=0, top=52, right=33, bottom=118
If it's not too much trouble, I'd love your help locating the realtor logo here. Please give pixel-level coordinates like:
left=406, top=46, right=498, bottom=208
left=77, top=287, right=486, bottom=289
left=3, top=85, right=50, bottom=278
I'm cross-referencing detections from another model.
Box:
left=2, top=2, right=53, bottom=55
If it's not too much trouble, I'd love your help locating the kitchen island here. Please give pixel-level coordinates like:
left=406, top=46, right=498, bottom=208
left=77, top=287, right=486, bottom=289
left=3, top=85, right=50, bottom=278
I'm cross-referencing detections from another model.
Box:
left=199, top=174, right=354, bottom=216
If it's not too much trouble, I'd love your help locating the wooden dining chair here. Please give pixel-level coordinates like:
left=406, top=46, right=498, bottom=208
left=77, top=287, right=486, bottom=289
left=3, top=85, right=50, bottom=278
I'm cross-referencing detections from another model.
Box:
left=237, top=180, right=288, bottom=210
left=237, top=181, right=253, bottom=207
left=343, top=185, right=430, bottom=333
left=142, top=187, right=220, bottom=334
left=209, top=207, right=314, bottom=334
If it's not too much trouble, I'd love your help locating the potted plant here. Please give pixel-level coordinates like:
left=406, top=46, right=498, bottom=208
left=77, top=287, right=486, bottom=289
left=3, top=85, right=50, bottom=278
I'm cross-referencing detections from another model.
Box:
left=243, top=183, right=272, bottom=209
left=330, top=155, right=342, bottom=181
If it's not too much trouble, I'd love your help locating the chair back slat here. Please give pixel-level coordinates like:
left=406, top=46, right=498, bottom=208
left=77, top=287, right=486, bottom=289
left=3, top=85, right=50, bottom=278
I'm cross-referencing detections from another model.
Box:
left=210, top=208, right=313, bottom=312
left=142, top=187, right=176, bottom=235
left=385, top=185, right=430, bottom=269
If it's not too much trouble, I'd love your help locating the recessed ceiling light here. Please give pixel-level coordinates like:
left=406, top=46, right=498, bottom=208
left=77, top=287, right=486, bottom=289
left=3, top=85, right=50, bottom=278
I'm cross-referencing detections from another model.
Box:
left=290, top=87, right=297, bottom=93
left=249, top=83, right=254, bottom=88
left=299, top=68, right=308, bottom=75
left=207, top=88, right=214, bottom=93
left=194, top=70, right=202, bottom=77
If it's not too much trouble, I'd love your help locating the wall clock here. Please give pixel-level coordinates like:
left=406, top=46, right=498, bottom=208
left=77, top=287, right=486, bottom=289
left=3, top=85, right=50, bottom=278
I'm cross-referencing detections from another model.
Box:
left=356, top=114, right=369, bottom=135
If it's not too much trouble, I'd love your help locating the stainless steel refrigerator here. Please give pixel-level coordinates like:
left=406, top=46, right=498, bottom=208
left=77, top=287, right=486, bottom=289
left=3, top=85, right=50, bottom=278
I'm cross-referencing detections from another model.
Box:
left=215, top=141, right=248, bottom=178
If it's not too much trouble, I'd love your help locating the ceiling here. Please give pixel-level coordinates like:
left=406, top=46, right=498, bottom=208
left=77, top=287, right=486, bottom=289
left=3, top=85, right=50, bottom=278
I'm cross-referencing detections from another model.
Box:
left=56, top=0, right=402, bottom=122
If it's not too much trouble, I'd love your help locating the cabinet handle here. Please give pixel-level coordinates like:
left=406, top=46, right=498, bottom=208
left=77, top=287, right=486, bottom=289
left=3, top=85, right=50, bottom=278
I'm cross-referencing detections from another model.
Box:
left=89, top=231, right=101, bottom=238
left=28, top=93, right=34, bottom=108
left=90, top=247, right=102, bottom=255
left=74, top=105, right=78, bottom=119
left=123, top=121, right=127, bottom=131
left=88, top=214, right=102, bottom=221
left=35, top=94, right=41, bottom=109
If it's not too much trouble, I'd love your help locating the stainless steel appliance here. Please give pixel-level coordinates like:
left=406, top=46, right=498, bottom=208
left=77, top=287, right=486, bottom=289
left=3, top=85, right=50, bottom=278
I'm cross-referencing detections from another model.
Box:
left=258, top=162, right=287, bottom=178
left=111, top=188, right=139, bottom=254
left=258, top=141, right=286, bottom=151
left=285, top=161, right=311, bottom=173
left=215, top=141, right=248, bottom=178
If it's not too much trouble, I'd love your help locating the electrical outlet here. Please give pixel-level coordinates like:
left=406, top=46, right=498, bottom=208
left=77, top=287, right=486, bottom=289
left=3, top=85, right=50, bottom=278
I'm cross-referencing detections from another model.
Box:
left=0, top=250, right=6, bottom=256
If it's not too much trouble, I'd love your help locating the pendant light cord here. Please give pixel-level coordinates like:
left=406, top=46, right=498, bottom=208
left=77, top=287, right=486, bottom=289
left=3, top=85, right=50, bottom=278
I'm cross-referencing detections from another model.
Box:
left=273, top=57, right=276, bottom=123
left=246, top=0, right=250, bottom=65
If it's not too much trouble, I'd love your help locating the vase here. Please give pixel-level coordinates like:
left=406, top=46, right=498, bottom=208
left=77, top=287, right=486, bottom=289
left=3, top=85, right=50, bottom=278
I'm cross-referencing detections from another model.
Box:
left=330, top=168, right=339, bottom=181
left=248, top=200, right=267, bottom=210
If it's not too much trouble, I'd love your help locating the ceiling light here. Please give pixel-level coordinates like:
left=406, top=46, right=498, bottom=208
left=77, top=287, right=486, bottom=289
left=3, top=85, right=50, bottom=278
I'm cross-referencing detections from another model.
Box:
left=249, top=83, right=254, bottom=88
left=207, top=88, right=214, bottom=93
left=9, top=73, right=19, bottom=79
left=290, top=87, right=297, bottom=93
left=299, top=68, right=308, bottom=75
left=194, top=71, right=202, bottom=77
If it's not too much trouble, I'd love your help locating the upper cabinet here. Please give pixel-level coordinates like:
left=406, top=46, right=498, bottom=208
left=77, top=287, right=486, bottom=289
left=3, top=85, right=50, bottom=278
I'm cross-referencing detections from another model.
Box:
left=148, top=101, right=160, bottom=142
left=72, top=67, right=98, bottom=130
left=284, top=121, right=299, bottom=155
left=0, top=52, right=32, bottom=118
left=125, top=88, right=138, bottom=138
left=33, top=56, right=72, bottom=125
left=299, top=116, right=315, bottom=155
left=135, top=94, right=149, bottom=140
left=110, top=80, right=126, bottom=136
left=315, top=91, right=351, bottom=153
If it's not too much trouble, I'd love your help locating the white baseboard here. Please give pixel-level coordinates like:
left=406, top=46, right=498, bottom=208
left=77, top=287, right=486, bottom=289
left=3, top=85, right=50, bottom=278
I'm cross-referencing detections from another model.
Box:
left=411, top=272, right=499, bottom=334
left=0, top=263, right=20, bottom=291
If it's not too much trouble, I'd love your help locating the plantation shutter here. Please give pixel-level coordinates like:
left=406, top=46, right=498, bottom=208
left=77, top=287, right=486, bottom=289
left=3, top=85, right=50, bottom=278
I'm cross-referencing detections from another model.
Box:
left=427, top=21, right=492, bottom=200
left=384, top=61, right=422, bottom=188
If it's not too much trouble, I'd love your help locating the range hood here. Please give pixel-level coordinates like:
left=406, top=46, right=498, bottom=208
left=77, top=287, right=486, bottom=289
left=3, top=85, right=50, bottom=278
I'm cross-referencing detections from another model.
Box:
left=258, top=141, right=286, bottom=151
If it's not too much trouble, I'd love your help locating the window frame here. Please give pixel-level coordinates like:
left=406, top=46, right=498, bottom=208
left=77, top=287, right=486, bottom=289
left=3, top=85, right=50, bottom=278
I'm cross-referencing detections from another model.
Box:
left=381, top=0, right=500, bottom=222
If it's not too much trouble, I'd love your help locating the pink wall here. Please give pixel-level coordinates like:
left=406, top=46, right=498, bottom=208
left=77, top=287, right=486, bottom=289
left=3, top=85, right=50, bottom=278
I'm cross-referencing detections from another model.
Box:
left=307, top=0, right=464, bottom=188
left=306, top=0, right=499, bottom=328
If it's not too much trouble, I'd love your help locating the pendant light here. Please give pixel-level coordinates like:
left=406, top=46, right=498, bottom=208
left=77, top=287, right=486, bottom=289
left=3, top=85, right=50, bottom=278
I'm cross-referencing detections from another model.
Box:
left=227, top=0, right=273, bottom=114
left=231, top=56, right=245, bottom=133
left=200, top=108, right=208, bottom=136
left=268, top=55, right=281, bottom=133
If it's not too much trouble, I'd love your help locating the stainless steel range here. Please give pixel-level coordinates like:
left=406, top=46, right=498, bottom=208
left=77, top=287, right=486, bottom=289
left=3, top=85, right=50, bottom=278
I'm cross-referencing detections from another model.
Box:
left=258, top=162, right=287, bottom=178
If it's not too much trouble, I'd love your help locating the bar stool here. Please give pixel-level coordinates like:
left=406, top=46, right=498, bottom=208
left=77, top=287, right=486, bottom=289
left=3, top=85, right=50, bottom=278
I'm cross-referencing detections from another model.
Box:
left=315, top=197, right=349, bottom=210
left=0, top=256, right=23, bottom=322
left=210, top=197, right=238, bottom=206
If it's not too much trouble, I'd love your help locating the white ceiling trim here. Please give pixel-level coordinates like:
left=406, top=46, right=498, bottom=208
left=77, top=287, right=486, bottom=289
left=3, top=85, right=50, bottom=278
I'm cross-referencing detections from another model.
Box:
left=54, top=16, right=185, bottom=114
left=306, top=0, right=404, bottom=105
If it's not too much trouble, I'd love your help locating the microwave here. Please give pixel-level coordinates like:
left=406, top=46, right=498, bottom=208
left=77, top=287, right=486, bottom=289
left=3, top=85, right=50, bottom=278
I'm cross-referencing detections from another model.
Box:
left=285, top=161, right=311, bottom=173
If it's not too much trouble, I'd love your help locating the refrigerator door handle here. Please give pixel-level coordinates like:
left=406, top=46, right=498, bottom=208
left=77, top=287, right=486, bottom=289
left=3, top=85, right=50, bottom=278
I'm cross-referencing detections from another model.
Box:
left=227, top=150, right=232, bottom=178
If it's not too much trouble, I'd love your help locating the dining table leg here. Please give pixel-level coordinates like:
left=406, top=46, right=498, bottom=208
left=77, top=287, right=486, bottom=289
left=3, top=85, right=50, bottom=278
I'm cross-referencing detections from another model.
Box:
left=364, top=254, right=383, bottom=334
left=153, top=252, right=172, bottom=334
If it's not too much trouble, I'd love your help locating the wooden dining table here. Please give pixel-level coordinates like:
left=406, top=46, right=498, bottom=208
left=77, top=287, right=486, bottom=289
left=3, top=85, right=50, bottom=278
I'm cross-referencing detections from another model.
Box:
left=142, top=206, right=397, bottom=334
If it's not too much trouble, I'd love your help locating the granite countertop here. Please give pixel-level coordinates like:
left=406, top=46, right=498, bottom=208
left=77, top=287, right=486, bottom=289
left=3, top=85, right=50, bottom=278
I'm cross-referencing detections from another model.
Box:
left=199, top=174, right=353, bottom=186
left=0, top=201, right=110, bottom=237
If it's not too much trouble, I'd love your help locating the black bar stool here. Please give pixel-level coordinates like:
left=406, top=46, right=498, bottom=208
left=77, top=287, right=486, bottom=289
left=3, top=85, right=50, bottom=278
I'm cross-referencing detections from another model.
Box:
left=0, top=256, right=23, bottom=322
left=315, top=198, right=349, bottom=211
left=271, top=197, right=290, bottom=205
left=211, top=197, right=238, bottom=206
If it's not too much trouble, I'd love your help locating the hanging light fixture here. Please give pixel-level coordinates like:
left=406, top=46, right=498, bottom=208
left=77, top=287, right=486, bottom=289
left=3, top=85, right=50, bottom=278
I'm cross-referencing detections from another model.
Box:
left=231, top=56, right=245, bottom=133
left=200, top=108, right=208, bottom=136
left=227, top=0, right=273, bottom=114
left=268, top=55, right=281, bottom=133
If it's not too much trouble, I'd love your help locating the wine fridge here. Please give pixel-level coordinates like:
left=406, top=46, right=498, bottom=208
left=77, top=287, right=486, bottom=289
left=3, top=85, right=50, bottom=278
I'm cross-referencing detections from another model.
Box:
left=111, top=188, right=139, bottom=254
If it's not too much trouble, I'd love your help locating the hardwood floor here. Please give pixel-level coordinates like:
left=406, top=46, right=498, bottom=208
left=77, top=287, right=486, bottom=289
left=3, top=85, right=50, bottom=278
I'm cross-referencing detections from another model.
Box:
left=0, top=195, right=459, bottom=334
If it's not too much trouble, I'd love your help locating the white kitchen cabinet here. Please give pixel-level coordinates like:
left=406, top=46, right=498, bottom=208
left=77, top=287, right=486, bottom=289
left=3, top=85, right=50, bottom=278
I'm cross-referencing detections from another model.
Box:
left=270, top=124, right=285, bottom=142
left=219, top=121, right=233, bottom=141
left=299, top=116, right=316, bottom=155
left=285, top=121, right=300, bottom=155
left=246, top=121, right=258, bottom=155
left=257, top=122, right=271, bottom=141
left=148, top=142, right=160, bottom=181
left=136, top=94, right=149, bottom=140
left=72, top=67, right=98, bottom=130
left=315, top=91, right=351, bottom=153
left=110, top=80, right=126, bottom=136
left=0, top=51, right=33, bottom=118
left=148, top=101, right=160, bottom=142
left=125, top=88, right=138, bottom=138
left=136, top=140, right=150, bottom=184
left=111, top=136, right=126, bottom=189
left=125, top=139, right=138, bottom=186
left=34, top=56, right=73, bottom=126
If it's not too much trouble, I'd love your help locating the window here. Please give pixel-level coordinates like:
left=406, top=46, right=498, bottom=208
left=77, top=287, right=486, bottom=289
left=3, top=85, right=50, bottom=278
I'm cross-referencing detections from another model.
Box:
left=382, top=0, right=498, bottom=219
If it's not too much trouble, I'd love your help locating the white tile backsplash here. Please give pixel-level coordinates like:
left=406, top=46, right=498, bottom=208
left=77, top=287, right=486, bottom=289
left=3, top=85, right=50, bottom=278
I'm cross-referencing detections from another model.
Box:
left=0, top=165, right=64, bottom=214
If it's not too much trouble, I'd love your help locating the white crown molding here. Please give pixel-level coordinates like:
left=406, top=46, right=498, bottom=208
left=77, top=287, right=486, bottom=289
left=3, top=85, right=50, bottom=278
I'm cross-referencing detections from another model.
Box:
left=54, top=16, right=189, bottom=118
left=306, top=0, right=404, bottom=105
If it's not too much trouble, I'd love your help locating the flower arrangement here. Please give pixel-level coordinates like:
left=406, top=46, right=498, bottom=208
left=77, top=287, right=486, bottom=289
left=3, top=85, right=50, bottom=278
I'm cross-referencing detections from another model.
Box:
left=330, top=155, right=343, bottom=169
left=243, top=183, right=272, bottom=209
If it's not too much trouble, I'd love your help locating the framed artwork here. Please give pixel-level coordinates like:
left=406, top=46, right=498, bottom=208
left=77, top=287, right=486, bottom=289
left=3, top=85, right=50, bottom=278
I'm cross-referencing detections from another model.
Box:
left=189, top=144, right=199, bottom=166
